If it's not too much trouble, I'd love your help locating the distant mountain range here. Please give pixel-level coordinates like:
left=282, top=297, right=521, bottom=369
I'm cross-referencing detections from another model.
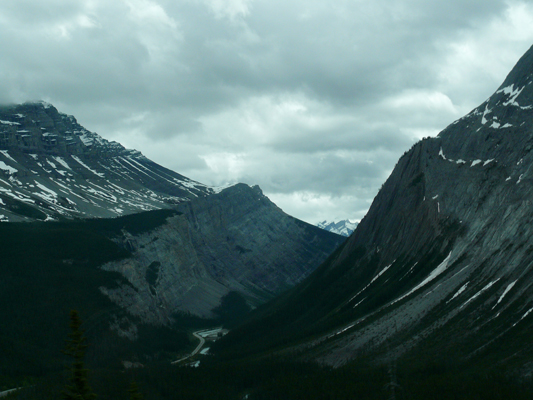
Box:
left=317, top=219, right=358, bottom=236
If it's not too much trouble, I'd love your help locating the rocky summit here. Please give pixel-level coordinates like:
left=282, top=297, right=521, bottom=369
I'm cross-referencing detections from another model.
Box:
left=0, top=101, right=213, bottom=221
left=100, top=183, right=345, bottom=322
left=219, top=44, right=533, bottom=374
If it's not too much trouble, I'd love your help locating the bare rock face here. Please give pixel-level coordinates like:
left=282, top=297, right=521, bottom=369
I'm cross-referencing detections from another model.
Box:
left=0, top=101, right=211, bottom=221
left=221, top=44, right=533, bottom=371
left=100, top=183, right=345, bottom=322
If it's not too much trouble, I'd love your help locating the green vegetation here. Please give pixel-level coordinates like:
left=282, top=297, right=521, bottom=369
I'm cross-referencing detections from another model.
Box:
left=212, top=291, right=252, bottom=328
left=0, top=209, right=195, bottom=387
left=62, top=310, right=97, bottom=400
left=14, top=353, right=533, bottom=400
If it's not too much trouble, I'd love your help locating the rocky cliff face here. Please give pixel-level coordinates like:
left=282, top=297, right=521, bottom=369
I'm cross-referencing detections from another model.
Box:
left=318, top=44, right=533, bottom=367
left=100, top=183, right=345, bottom=322
left=219, top=44, right=533, bottom=372
left=0, top=101, right=212, bottom=221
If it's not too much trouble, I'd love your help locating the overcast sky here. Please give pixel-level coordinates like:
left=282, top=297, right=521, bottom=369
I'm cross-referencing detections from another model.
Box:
left=1, top=0, right=533, bottom=224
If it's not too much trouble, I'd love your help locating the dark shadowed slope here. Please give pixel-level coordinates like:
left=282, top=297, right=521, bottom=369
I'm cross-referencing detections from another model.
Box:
left=215, top=44, right=533, bottom=374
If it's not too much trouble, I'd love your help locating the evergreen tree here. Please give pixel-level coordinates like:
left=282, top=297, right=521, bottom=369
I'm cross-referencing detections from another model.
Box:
left=62, top=310, right=97, bottom=400
left=128, top=381, right=144, bottom=400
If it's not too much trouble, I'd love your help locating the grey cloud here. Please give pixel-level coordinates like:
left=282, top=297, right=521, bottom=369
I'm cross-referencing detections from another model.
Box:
left=0, top=0, right=531, bottom=223
left=269, top=124, right=413, bottom=154
left=0, top=1, right=84, bottom=25
left=229, top=148, right=396, bottom=196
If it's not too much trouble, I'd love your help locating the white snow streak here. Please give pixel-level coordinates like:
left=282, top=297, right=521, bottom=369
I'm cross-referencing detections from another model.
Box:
left=71, top=155, right=105, bottom=177
left=0, top=120, right=20, bottom=126
left=0, top=161, right=17, bottom=174
left=447, top=282, right=469, bottom=303
left=498, top=84, right=524, bottom=107
left=53, top=156, right=72, bottom=170
left=0, top=151, right=16, bottom=162
left=348, top=263, right=394, bottom=306
left=392, top=252, right=452, bottom=304
left=460, top=279, right=500, bottom=309
left=513, top=307, right=533, bottom=327
left=481, top=105, right=492, bottom=125
left=492, top=280, right=517, bottom=309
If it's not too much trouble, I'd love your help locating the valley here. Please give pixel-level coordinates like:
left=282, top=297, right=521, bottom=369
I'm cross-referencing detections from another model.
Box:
left=4, top=41, right=533, bottom=400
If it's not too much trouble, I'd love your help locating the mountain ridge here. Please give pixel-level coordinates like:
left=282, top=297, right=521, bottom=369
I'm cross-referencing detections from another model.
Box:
left=215, top=44, right=533, bottom=375
left=0, top=100, right=347, bottom=384
left=0, top=101, right=213, bottom=221
left=100, top=182, right=345, bottom=321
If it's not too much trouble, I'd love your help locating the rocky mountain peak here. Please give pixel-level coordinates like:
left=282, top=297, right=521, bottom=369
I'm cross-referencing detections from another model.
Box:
left=0, top=102, right=213, bottom=221
left=0, top=101, right=135, bottom=158
left=219, top=43, right=533, bottom=374
left=436, top=44, right=533, bottom=166
left=498, top=44, right=533, bottom=91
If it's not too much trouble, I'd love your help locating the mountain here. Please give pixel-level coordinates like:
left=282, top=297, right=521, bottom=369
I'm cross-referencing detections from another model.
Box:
left=216, top=44, right=533, bottom=376
left=0, top=101, right=213, bottom=221
left=317, top=219, right=358, bottom=236
left=0, top=191, right=344, bottom=380
left=99, top=183, right=345, bottom=322
left=8, top=48, right=533, bottom=400
left=0, top=102, right=345, bottom=384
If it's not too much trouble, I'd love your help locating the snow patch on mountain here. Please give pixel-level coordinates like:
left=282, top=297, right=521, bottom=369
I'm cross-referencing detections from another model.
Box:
left=317, top=219, right=358, bottom=237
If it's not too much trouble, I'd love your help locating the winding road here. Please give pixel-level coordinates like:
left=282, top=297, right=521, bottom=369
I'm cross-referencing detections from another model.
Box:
left=171, top=327, right=223, bottom=364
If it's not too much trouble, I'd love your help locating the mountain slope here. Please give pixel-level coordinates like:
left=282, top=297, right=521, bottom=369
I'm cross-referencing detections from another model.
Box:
left=0, top=101, right=212, bottom=221
left=216, top=44, right=533, bottom=373
left=0, top=210, right=192, bottom=381
left=0, top=196, right=344, bottom=381
left=100, top=183, right=345, bottom=321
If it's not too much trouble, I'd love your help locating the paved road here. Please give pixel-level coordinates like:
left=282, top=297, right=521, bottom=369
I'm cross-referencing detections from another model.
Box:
left=189, top=330, right=206, bottom=357
left=171, top=327, right=222, bottom=364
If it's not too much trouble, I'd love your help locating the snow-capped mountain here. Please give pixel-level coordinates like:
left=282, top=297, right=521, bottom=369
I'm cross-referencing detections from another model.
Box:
left=218, top=44, right=533, bottom=374
left=0, top=101, right=214, bottom=221
left=317, top=219, right=358, bottom=236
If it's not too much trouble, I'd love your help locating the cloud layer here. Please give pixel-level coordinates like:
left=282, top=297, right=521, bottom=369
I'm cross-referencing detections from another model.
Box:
left=2, top=0, right=533, bottom=223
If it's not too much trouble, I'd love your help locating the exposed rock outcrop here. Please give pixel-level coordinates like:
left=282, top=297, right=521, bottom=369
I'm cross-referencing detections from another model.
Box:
left=219, top=44, right=533, bottom=372
left=0, top=101, right=212, bottom=221
left=100, top=184, right=345, bottom=322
